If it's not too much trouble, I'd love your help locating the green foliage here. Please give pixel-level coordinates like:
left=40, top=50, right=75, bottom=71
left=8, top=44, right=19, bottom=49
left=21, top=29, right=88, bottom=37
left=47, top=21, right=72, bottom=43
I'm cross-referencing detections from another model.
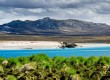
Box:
left=0, top=57, right=5, bottom=63
left=67, top=68, right=76, bottom=75
left=28, top=54, right=50, bottom=62
left=6, top=75, right=17, bottom=80
left=84, top=56, right=98, bottom=66
left=0, top=54, right=110, bottom=80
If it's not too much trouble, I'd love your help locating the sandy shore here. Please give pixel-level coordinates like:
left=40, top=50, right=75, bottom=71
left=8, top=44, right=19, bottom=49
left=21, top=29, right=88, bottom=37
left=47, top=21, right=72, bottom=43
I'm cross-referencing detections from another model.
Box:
left=0, top=41, right=61, bottom=50
left=0, top=41, right=110, bottom=50
left=76, top=43, right=110, bottom=48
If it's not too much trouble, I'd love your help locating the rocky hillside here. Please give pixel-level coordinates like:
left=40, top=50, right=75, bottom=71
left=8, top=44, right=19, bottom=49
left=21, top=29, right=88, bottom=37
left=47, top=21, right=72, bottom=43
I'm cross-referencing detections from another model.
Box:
left=0, top=17, right=110, bottom=36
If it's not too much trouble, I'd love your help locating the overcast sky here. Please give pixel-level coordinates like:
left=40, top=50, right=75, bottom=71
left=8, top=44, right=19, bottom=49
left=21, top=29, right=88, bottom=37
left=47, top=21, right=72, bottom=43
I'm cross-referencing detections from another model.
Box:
left=0, top=0, right=110, bottom=25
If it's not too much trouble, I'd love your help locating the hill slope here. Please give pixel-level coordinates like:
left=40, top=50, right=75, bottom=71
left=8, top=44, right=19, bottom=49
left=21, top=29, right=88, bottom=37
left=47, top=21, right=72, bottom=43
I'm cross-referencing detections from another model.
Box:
left=0, top=17, right=110, bottom=36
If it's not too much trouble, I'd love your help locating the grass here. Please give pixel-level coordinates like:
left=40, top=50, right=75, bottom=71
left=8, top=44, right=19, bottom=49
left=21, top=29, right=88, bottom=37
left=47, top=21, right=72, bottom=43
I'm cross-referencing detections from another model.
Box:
left=0, top=54, right=110, bottom=80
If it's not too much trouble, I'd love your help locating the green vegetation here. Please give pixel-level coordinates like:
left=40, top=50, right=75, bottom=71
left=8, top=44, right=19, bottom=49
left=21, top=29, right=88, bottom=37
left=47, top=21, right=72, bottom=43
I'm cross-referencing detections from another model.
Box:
left=0, top=54, right=110, bottom=80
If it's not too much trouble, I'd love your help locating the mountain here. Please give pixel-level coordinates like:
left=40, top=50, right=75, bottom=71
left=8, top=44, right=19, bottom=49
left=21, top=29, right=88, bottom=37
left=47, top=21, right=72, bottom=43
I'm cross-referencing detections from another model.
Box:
left=0, top=17, right=110, bottom=36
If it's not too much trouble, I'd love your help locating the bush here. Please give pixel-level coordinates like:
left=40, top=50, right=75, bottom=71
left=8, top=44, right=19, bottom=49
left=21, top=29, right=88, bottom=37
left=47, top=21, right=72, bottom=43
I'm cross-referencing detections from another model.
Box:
left=0, top=54, right=110, bottom=80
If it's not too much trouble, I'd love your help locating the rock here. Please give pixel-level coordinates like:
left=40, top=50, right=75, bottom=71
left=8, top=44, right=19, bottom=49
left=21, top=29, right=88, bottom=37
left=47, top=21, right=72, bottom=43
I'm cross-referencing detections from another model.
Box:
left=60, top=42, right=77, bottom=48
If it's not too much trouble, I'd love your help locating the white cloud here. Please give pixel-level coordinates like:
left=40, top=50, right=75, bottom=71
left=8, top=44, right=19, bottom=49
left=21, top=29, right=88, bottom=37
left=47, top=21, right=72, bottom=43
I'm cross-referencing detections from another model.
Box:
left=28, top=8, right=46, bottom=13
left=0, top=0, right=110, bottom=25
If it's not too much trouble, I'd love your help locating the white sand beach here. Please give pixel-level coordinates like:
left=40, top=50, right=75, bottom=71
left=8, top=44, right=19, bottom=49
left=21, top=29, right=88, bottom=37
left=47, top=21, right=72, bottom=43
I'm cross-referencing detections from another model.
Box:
left=0, top=41, right=110, bottom=50
left=76, top=43, right=110, bottom=48
left=0, top=41, right=61, bottom=50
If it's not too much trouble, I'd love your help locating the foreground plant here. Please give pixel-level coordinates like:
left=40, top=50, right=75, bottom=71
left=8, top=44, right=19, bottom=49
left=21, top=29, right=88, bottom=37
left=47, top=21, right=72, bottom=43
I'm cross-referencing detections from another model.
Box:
left=0, top=54, right=110, bottom=80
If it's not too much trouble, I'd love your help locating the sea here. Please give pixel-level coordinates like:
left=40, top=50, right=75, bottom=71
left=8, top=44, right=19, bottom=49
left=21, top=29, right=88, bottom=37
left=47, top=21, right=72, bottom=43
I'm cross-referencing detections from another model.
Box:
left=0, top=46, right=110, bottom=58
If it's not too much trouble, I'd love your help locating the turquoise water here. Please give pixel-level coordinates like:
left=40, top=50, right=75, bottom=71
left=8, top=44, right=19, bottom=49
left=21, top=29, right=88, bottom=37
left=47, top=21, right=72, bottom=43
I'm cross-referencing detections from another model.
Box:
left=0, top=47, right=110, bottom=58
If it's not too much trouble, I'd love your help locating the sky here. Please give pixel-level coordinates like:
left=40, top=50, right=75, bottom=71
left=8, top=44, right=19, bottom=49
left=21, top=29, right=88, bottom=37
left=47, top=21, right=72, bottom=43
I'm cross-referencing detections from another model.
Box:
left=0, top=0, right=110, bottom=25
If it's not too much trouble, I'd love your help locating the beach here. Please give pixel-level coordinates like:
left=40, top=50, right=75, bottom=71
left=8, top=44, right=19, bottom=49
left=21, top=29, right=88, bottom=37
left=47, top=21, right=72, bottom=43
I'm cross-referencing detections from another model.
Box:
left=0, top=41, right=110, bottom=50
left=76, top=43, right=110, bottom=48
left=0, top=41, right=61, bottom=50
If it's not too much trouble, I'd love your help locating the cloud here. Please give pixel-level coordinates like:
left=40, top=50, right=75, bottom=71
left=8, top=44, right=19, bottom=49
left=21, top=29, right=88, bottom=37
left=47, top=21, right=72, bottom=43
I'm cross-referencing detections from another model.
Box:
left=0, top=0, right=108, bottom=9
left=95, top=2, right=110, bottom=14
left=0, top=0, right=110, bottom=25
left=0, top=0, right=55, bottom=8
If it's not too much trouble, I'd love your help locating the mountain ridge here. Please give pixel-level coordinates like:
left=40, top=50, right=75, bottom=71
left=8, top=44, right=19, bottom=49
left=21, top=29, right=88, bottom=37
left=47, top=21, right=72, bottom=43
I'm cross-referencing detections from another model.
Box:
left=0, top=17, right=110, bottom=36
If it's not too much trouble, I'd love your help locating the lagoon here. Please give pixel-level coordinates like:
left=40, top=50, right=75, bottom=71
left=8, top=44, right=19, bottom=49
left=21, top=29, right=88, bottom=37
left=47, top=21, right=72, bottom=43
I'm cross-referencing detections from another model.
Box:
left=0, top=46, right=110, bottom=58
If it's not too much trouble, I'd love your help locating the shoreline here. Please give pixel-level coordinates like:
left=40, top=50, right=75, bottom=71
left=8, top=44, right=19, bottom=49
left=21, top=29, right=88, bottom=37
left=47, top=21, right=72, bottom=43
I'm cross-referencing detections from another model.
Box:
left=76, top=43, right=110, bottom=48
left=0, top=41, right=61, bottom=50
left=0, top=41, right=110, bottom=50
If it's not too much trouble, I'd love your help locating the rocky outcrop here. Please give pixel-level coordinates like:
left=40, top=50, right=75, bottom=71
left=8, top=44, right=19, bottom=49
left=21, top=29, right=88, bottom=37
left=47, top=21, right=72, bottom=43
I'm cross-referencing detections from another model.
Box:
left=60, top=42, right=77, bottom=48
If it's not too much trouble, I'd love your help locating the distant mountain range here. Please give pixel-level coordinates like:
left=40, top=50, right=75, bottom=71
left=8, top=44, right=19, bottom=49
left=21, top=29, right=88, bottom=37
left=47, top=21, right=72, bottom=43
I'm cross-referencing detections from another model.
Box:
left=0, top=17, right=110, bottom=36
